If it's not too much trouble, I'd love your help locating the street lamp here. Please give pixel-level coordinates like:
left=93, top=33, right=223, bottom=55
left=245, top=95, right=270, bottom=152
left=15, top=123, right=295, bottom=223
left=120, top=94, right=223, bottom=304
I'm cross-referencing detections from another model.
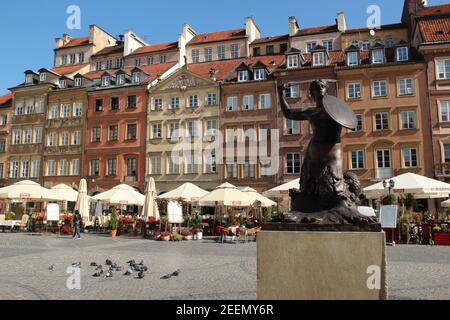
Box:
left=383, top=179, right=395, bottom=194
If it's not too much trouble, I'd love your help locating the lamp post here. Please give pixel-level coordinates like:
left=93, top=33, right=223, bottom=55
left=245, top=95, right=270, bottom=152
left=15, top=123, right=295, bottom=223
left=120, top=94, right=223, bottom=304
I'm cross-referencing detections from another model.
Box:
left=383, top=179, right=395, bottom=195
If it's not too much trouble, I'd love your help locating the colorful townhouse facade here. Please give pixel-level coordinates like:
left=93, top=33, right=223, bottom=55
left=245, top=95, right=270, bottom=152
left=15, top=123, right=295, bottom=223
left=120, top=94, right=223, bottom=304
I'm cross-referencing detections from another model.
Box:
left=0, top=93, right=12, bottom=187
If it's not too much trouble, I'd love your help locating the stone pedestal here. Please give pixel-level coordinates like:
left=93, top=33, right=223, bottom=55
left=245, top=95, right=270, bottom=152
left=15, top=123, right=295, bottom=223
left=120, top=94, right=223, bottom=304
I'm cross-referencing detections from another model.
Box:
left=257, top=231, right=387, bottom=300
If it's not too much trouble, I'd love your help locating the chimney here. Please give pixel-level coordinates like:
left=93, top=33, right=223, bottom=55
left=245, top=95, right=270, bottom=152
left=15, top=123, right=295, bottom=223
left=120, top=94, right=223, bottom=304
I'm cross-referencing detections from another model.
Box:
left=289, top=17, right=299, bottom=37
left=246, top=16, right=261, bottom=43
left=62, top=34, right=72, bottom=46
left=337, top=11, right=347, bottom=32
left=55, top=37, right=64, bottom=49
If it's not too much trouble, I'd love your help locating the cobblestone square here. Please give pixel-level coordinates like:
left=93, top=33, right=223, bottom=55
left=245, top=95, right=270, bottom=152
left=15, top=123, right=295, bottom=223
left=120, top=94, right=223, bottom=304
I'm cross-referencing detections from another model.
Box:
left=0, top=233, right=448, bottom=300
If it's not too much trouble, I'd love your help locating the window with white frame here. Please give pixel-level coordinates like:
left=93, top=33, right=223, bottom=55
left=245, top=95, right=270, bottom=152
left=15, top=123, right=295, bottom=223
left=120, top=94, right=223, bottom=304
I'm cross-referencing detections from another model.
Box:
left=441, top=101, right=450, bottom=122
left=74, top=77, right=82, bottom=87
left=286, top=84, right=300, bottom=98
left=109, top=125, right=118, bottom=141
left=189, top=95, right=198, bottom=108
left=444, top=143, right=450, bottom=162
left=254, top=69, right=266, bottom=80
left=31, top=160, right=40, bottom=178
left=25, top=101, right=33, bottom=114
left=0, top=140, right=5, bottom=153
left=39, top=72, right=47, bottom=82
left=134, top=59, right=141, bottom=67
left=160, top=55, right=167, bottom=63
left=132, top=72, right=141, bottom=84
left=399, top=78, right=414, bottom=95
left=351, top=150, right=365, bottom=169
left=347, top=51, right=359, bottom=66
left=227, top=96, right=237, bottom=111
left=59, top=79, right=67, bottom=89
left=50, top=105, right=58, bottom=119
left=169, top=122, right=180, bottom=139
left=207, top=93, right=217, bottom=106
left=238, top=70, right=249, bottom=82
left=15, top=102, right=24, bottom=115
left=117, top=74, right=125, bottom=85
left=204, top=47, right=212, bottom=62
left=437, top=60, right=450, bottom=80
left=34, top=128, right=42, bottom=144
left=73, top=102, right=82, bottom=117
left=185, top=153, right=197, bottom=174
left=287, top=55, right=299, bottom=69
left=401, top=111, right=416, bottom=129
left=260, top=94, right=271, bottom=109
left=105, top=59, right=113, bottom=69
left=95, top=61, right=102, bottom=71
left=217, top=45, right=225, bottom=60
left=192, top=49, right=200, bottom=63
left=243, top=95, right=254, bottom=110
left=78, top=52, right=85, bottom=63
left=286, top=119, right=300, bottom=135
left=286, top=153, right=301, bottom=174
left=12, top=130, right=20, bottom=145
left=147, top=56, right=154, bottom=65
left=153, top=98, right=163, bottom=110
left=168, top=155, right=180, bottom=175
left=92, top=127, right=101, bottom=142
left=22, top=129, right=32, bottom=144
left=90, top=159, right=100, bottom=176
left=372, top=49, right=384, bottom=64
left=170, top=97, right=179, bottom=109
left=206, top=119, right=217, bottom=133
left=101, top=76, right=110, bottom=87
left=231, top=44, right=239, bottom=58
left=372, top=80, right=387, bottom=97
left=69, top=54, right=76, bottom=65
left=71, top=159, right=80, bottom=176
left=375, top=112, right=389, bottom=130
left=313, top=52, right=325, bottom=66
left=0, top=115, right=7, bottom=126
left=107, top=158, right=117, bottom=176
left=10, top=160, right=19, bottom=178
left=306, top=41, right=317, bottom=53
left=72, top=131, right=81, bottom=145
left=227, top=162, right=238, bottom=178
left=116, top=58, right=123, bottom=68
left=126, top=159, right=138, bottom=177
left=347, top=83, right=361, bottom=99
left=244, top=161, right=255, bottom=178
left=61, top=55, right=67, bottom=66
left=60, top=132, right=69, bottom=146
left=187, top=121, right=198, bottom=137
left=205, top=152, right=216, bottom=173
left=151, top=157, right=161, bottom=175
left=323, top=40, right=333, bottom=51
left=362, top=40, right=370, bottom=51
left=0, top=163, right=4, bottom=179
left=46, top=160, right=55, bottom=177
left=152, top=123, right=162, bottom=139
left=403, top=148, right=418, bottom=168
left=60, top=104, right=71, bottom=118
left=59, top=160, right=68, bottom=176
left=396, top=47, right=409, bottom=61
left=352, top=114, right=364, bottom=132
left=48, top=132, right=57, bottom=146
left=20, top=160, right=29, bottom=178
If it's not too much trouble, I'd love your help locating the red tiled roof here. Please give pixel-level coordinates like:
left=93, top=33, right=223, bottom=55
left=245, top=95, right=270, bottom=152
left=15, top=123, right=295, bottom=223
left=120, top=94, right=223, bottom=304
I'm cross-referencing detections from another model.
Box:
left=0, top=93, right=12, bottom=106
left=295, top=25, right=338, bottom=36
left=85, top=62, right=177, bottom=83
left=301, top=51, right=347, bottom=66
left=188, top=29, right=246, bottom=45
left=245, top=55, right=286, bottom=71
left=418, top=17, right=450, bottom=42
left=252, top=34, right=289, bottom=44
left=187, top=59, right=244, bottom=80
left=92, top=45, right=124, bottom=58
left=60, top=36, right=91, bottom=49
left=417, top=3, right=450, bottom=16
left=129, top=42, right=179, bottom=56
left=345, top=23, right=406, bottom=34
left=52, top=64, right=89, bottom=75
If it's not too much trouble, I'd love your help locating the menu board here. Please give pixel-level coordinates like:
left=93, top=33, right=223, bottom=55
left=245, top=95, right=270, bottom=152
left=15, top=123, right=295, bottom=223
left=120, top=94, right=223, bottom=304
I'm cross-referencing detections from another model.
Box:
left=380, top=205, right=398, bottom=229
left=46, top=203, right=60, bottom=222
left=168, top=201, right=183, bottom=224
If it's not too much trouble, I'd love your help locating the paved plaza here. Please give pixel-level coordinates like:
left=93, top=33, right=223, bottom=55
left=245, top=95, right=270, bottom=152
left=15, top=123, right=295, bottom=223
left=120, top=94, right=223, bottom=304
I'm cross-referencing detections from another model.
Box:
left=0, top=233, right=448, bottom=300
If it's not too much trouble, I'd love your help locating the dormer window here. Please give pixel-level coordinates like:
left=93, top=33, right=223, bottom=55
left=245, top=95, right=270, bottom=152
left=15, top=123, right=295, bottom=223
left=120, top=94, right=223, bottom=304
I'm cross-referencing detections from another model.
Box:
left=74, top=77, right=82, bottom=87
left=59, top=79, right=67, bottom=89
left=238, top=70, right=249, bottom=82
left=372, top=49, right=384, bottom=64
left=287, top=55, right=299, bottom=69
left=117, top=74, right=125, bottom=85
left=347, top=51, right=359, bottom=66
left=313, top=52, right=325, bottom=66
left=39, top=72, right=47, bottom=82
left=101, top=76, right=110, bottom=87
left=25, top=74, right=34, bottom=84
left=254, top=69, right=266, bottom=81
left=396, top=47, right=409, bottom=62
left=132, top=72, right=141, bottom=84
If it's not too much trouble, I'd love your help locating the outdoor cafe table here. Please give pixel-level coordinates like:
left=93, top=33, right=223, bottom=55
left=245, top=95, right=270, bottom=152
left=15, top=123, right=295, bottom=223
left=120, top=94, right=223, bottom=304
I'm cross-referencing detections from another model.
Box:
left=0, top=220, right=21, bottom=232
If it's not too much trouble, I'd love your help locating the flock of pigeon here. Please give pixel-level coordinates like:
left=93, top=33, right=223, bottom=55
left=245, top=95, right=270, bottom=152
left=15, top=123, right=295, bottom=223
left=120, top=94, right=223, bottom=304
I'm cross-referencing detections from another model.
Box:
left=48, top=260, right=181, bottom=280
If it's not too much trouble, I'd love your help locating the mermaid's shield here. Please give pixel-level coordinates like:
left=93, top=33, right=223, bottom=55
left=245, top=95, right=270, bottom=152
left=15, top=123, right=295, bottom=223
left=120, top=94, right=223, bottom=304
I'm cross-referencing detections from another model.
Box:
left=322, top=95, right=358, bottom=130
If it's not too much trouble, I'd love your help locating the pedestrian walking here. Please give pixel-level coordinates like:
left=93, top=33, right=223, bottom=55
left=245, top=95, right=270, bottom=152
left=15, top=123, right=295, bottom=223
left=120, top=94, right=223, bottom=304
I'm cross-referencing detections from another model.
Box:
left=73, top=210, right=82, bottom=239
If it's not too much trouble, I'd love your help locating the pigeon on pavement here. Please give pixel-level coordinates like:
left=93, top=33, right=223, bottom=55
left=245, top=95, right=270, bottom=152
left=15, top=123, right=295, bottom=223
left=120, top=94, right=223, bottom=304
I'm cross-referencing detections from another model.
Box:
left=161, top=274, right=172, bottom=280
left=48, top=265, right=55, bottom=271
left=124, top=269, right=133, bottom=276
left=137, top=271, right=145, bottom=279
left=172, top=269, right=181, bottom=277
left=90, top=262, right=98, bottom=267
left=72, top=262, right=81, bottom=268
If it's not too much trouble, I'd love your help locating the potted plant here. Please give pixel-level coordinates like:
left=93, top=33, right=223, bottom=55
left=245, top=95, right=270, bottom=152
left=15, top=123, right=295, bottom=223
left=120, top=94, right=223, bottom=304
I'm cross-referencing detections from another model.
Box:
left=433, top=224, right=450, bottom=246
left=172, top=233, right=183, bottom=242
left=400, top=213, right=413, bottom=244
left=191, top=212, right=204, bottom=240
left=181, top=230, right=193, bottom=241
left=109, top=212, right=119, bottom=238
left=161, top=231, right=171, bottom=241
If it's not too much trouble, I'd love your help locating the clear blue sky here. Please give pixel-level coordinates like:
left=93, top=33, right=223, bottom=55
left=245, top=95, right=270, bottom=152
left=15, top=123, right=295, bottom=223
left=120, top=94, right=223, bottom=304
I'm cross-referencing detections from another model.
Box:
left=0, top=0, right=448, bottom=95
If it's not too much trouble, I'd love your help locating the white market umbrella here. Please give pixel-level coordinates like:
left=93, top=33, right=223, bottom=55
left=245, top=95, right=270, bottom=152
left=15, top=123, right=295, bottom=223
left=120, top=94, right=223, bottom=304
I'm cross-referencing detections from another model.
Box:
left=0, top=180, right=64, bottom=202
left=93, top=184, right=145, bottom=206
left=95, top=201, right=103, bottom=217
left=51, top=184, right=79, bottom=202
left=142, top=178, right=160, bottom=220
left=157, top=183, right=208, bottom=203
left=75, top=179, right=90, bottom=220
left=240, top=187, right=277, bottom=208
left=263, top=179, right=300, bottom=198
left=198, top=182, right=252, bottom=207
left=363, top=172, right=450, bottom=200
left=441, top=199, right=450, bottom=208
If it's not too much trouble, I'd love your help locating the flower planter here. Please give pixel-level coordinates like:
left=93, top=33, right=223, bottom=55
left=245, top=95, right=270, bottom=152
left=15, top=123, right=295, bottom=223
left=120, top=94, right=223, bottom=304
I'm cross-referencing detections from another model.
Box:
left=195, top=232, right=203, bottom=240
left=183, top=235, right=193, bottom=241
left=110, top=230, right=118, bottom=238
left=161, top=235, right=171, bottom=242
left=433, top=232, right=450, bottom=246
